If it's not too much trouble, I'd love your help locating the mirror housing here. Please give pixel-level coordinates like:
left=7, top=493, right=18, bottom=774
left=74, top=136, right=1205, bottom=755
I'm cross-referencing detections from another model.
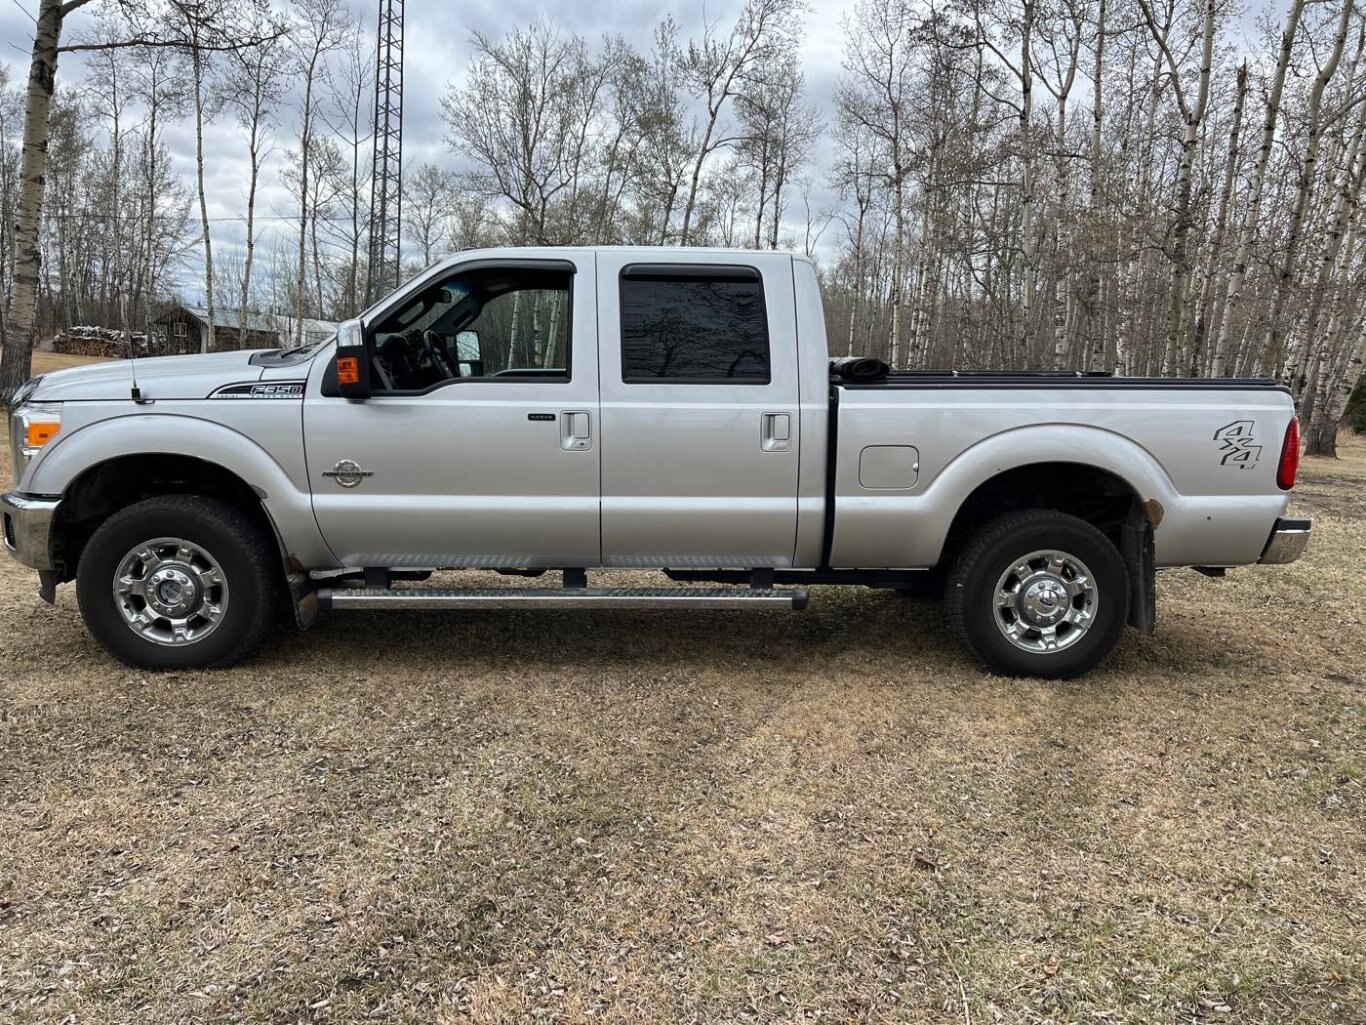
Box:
left=335, top=318, right=371, bottom=399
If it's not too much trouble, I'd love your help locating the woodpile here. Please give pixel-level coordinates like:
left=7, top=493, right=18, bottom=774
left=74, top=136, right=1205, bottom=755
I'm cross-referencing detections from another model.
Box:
left=50, top=327, right=147, bottom=360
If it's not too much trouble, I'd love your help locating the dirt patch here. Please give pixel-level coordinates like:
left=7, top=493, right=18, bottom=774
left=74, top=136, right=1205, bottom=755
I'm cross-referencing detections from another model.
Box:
left=2, top=409, right=1363, bottom=1024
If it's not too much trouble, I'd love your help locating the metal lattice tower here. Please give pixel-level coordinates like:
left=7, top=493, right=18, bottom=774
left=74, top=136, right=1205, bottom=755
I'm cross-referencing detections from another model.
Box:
left=366, top=0, right=404, bottom=303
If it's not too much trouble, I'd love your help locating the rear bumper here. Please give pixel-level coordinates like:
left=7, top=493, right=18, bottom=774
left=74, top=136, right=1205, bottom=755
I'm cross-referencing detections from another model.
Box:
left=1, top=490, right=61, bottom=572
left=1258, top=517, right=1311, bottom=565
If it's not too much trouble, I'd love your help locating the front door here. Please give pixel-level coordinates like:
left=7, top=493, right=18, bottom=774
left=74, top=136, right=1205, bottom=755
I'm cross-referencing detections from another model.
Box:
left=594, top=252, right=801, bottom=568
left=304, top=256, right=601, bottom=568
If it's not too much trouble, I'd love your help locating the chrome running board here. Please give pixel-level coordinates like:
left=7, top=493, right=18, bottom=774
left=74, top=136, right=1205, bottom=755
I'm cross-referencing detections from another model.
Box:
left=316, top=586, right=809, bottom=612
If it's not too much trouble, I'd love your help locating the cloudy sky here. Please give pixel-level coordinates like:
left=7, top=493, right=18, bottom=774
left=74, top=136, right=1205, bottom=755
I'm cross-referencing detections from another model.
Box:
left=0, top=0, right=855, bottom=301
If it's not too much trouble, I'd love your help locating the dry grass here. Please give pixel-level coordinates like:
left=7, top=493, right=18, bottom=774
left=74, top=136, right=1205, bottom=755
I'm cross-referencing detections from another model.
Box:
left=29, top=351, right=114, bottom=375
left=1, top=383, right=1362, bottom=1023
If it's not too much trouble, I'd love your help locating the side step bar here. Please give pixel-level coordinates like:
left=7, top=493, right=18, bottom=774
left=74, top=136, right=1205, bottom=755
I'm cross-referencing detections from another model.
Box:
left=317, top=586, right=809, bottom=612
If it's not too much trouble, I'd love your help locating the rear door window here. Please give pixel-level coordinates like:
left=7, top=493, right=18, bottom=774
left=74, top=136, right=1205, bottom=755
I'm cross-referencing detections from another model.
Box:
left=619, top=268, right=770, bottom=383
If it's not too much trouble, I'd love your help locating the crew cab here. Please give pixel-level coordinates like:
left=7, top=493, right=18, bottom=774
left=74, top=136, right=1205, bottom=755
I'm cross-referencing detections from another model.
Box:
left=3, top=247, right=1310, bottom=677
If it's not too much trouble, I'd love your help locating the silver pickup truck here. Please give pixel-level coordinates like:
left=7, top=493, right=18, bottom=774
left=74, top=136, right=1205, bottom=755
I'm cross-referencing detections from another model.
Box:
left=4, top=247, right=1309, bottom=677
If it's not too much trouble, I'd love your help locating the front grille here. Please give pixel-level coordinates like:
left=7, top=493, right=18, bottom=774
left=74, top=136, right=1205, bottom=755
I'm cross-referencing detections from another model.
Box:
left=9, top=413, right=27, bottom=484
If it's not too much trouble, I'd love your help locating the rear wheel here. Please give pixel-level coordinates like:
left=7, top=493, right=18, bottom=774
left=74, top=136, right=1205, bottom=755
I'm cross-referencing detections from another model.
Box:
left=76, top=495, right=280, bottom=669
left=944, top=509, right=1129, bottom=679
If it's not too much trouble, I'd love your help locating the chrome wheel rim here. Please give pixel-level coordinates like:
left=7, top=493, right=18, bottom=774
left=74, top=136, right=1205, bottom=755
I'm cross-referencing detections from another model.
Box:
left=112, top=537, right=229, bottom=646
left=993, top=549, right=1098, bottom=653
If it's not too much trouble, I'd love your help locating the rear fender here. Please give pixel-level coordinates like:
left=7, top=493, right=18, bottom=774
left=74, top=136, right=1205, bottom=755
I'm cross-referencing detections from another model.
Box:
left=832, top=423, right=1176, bottom=569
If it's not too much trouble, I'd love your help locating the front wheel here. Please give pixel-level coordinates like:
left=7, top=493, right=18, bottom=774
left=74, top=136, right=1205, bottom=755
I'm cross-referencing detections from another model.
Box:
left=76, top=495, right=280, bottom=670
left=944, top=510, right=1130, bottom=679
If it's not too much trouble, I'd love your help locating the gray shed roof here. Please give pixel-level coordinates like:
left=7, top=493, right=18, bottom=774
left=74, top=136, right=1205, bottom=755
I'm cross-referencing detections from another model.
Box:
left=159, top=306, right=336, bottom=338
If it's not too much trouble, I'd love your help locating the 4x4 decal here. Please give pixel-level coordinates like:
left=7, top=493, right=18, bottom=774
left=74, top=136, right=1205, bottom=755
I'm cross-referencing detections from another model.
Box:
left=1213, top=421, right=1262, bottom=469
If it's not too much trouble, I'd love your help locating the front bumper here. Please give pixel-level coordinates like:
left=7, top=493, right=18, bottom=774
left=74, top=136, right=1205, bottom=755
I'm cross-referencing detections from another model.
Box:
left=1258, top=517, right=1311, bottom=565
left=1, top=490, right=61, bottom=572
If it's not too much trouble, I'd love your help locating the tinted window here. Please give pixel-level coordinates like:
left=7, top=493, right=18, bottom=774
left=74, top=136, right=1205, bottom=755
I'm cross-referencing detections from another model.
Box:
left=620, top=271, right=770, bottom=382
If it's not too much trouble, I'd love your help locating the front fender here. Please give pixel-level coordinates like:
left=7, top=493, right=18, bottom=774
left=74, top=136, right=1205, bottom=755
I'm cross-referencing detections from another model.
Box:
left=26, top=413, right=337, bottom=569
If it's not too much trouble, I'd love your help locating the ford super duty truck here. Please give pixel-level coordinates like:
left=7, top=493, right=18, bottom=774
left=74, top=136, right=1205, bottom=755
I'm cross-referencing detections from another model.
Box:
left=3, top=247, right=1310, bottom=677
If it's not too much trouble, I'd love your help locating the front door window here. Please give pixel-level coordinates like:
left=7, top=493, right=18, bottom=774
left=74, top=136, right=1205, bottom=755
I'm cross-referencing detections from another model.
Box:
left=369, top=268, right=571, bottom=392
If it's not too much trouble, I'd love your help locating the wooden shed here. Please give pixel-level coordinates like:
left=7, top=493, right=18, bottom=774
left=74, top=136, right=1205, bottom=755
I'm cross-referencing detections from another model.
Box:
left=153, top=306, right=281, bottom=354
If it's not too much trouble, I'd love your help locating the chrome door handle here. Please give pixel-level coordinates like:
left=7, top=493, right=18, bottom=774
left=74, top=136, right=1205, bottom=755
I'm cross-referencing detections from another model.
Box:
left=761, top=412, right=791, bottom=452
left=561, top=410, right=592, bottom=451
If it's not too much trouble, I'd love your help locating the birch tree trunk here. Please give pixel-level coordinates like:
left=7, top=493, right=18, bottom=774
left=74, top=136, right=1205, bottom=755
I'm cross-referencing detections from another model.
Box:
left=889, top=168, right=905, bottom=368
left=1086, top=0, right=1106, bottom=371
left=1168, top=0, right=1215, bottom=373
left=1262, top=0, right=1354, bottom=385
left=1192, top=62, right=1247, bottom=375
left=848, top=195, right=867, bottom=357
left=138, top=56, right=164, bottom=346
left=1307, top=313, right=1366, bottom=457
left=294, top=76, right=316, bottom=347
left=0, top=0, right=91, bottom=405
left=191, top=47, right=216, bottom=353
left=1139, top=0, right=1215, bottom=375
left=1289, top=18, right=1365, bottom=406
left=1018, top=0, right=1036, bottom=365
left=1296, top=71, right=1365, bottom=418
left=238, top=59, right=266, bottom=349
left=1209, top=0, right=1304, bottom=378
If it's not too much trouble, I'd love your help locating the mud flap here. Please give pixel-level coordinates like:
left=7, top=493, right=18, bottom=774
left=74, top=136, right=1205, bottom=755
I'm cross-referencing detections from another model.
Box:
left=288, top=570, right=319, bottom=631
left=1121, top=515, right=1156, bottom=635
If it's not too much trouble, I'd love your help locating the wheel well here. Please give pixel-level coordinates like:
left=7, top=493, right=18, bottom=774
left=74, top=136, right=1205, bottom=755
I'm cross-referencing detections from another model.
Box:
left=941, top=462, right=1143, bottom=566
left=51, top=454, right=280, bottom=581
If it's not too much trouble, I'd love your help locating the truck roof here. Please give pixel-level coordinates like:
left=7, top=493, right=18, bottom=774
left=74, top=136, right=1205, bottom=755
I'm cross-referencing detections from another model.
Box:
left=420, top=246, right=815, bottom=276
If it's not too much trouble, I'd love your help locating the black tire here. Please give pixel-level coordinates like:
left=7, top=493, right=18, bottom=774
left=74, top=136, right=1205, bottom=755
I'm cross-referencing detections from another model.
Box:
left=944, top=509, right=1129, bottom=679
left=76, top=495, right=280, bottom=670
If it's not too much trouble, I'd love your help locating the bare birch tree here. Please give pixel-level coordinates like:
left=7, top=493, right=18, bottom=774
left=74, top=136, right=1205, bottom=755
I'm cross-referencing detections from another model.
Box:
left=220, top=18, right=285, bottom=348
left=285, top=0, right=349, bottom=343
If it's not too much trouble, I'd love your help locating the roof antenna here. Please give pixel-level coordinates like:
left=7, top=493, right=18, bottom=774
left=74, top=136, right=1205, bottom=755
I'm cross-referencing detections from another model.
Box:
left=127, top=317, right=149, bottom=404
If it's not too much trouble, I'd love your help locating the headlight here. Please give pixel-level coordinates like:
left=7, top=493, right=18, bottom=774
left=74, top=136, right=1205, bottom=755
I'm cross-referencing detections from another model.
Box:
left=12, top=375, right=43, bottom=408
left=10, top=401, right=62, bottom=482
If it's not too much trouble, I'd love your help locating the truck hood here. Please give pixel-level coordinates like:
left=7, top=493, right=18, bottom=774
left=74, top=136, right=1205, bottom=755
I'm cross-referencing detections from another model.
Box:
left=29, top=350, right=276, bottom=402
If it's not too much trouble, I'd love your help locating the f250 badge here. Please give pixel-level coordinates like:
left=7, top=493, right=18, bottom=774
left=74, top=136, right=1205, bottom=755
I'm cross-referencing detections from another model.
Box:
left=322, top=459, right=374, bottom=488
left=1213, top=421, right=1262, bottom=469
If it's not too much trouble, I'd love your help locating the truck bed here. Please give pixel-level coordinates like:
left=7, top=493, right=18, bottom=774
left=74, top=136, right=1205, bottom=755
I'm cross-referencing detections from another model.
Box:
left=825, top=373, right=1295, bottom=570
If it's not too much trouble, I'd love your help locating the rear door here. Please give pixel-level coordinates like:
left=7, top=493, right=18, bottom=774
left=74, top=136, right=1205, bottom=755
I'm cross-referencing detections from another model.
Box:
left=594, top=252, right=801, bottom=568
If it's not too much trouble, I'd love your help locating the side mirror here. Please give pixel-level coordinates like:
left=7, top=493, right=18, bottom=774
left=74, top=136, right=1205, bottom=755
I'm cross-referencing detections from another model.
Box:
left=455, top=329, right=481, bottom=360
left=335, top=318, right=371, bottom=399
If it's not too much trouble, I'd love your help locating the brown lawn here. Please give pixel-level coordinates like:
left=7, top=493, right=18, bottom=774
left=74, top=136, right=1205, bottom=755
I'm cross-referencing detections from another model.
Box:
left=30, top=351, right=114, bottom=374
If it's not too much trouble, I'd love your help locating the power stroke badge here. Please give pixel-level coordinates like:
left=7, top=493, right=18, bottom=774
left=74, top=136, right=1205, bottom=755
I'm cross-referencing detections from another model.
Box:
left=1213, top=421, right=1262, bottom=469
left=322, top=459, right=374, bottom=488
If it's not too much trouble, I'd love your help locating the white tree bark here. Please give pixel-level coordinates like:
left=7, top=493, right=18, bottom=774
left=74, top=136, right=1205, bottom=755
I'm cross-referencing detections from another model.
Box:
left=0, top=0, right=92, bottom=404
left=1209, top=0, right=1305, bottom=378
left=190, top=46, right=216, bottom=353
